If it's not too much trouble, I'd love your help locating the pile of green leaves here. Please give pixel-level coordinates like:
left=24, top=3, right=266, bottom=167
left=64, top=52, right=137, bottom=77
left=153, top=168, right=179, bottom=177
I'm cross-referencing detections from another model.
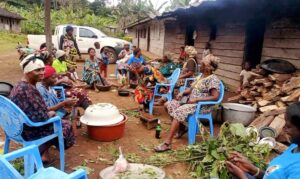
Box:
left=183, top=123, right=272, bottom=178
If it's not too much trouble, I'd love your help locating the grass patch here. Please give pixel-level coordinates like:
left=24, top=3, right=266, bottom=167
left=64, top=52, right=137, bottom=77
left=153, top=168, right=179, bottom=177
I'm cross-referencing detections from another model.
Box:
left=0, top=31, right=27, bottom=53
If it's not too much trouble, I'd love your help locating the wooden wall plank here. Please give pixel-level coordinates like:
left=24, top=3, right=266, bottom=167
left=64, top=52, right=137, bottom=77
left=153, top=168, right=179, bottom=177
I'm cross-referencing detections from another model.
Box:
left=219, top=56, right=243, bottom=66
left=264, top=39, right=300, bottom=49
left=213, top=49, right=244, bottom=58
left=217, top=76, right=240, bottom=90
left=218, top=63, right=242, bottom=73
left=262, top=48, right=300, bottom=60
left=211, top=42, right=245, bottom=50
left=265, top=29, right=300, bottom=39
left=215, top=69, right=240, bottom=81
left=214, top=36, right=245, bottom=43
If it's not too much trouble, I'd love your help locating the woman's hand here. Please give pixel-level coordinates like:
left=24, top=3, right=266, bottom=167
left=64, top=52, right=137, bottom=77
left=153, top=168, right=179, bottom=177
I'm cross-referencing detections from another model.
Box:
left=226, top=161, right=248, bottom=179
left=48, top=111, right=56, bottom=117
left=228, top=152, right=258, bottom=175
left=63, top=98, right=78, bottom=107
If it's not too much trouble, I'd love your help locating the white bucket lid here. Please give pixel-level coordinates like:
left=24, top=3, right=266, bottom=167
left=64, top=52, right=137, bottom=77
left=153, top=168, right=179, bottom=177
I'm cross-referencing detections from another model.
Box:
left=80, top=103, right=124, bottom=126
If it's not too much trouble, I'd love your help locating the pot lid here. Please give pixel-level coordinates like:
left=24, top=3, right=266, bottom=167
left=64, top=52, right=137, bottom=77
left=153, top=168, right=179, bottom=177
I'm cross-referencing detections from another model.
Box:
left=80, top=103, right=124, bottom=126
left=260, top=59, right=296, bottom=74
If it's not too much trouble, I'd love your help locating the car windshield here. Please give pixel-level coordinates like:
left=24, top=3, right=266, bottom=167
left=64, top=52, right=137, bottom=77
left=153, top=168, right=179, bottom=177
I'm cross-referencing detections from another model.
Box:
left=92, top=27, right=107, bottom=37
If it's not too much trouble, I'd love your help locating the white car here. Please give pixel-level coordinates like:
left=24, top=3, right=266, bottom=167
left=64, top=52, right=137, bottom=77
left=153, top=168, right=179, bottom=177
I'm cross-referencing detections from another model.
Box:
left=27, top=24, right=130, bottom=63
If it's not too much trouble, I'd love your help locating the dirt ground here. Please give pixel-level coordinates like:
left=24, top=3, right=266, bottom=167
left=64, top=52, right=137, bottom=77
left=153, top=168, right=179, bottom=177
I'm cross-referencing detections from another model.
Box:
left=0, top=51, right=235, bottom=179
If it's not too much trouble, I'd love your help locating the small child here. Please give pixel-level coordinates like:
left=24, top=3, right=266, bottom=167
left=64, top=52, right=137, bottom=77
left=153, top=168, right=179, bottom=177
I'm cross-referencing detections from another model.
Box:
left=239, top=61, right=252, bottom=92
left=100, top=48, right=109, bottom=78
left=94, top=42, right=101, bottom=59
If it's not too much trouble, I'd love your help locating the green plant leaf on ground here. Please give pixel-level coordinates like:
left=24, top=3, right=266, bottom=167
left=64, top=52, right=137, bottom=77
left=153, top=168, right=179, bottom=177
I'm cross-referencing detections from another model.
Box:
left=72, top=165, right=94, bottom=175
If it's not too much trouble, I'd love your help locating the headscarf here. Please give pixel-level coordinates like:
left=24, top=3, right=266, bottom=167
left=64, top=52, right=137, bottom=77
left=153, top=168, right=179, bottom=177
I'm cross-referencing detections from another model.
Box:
left=202, top=54, right=220, bottom=71
left=184, top=46, right=197, bottom=58
left=44, top=65, right=56, bottom=78
left=56, top=50, right=66, bottom=59
left=20, top=54, right=45, bottom=74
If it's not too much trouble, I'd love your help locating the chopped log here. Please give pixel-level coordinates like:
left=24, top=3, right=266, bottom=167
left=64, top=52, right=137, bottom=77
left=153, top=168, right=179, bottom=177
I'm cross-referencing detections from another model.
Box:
left=241, top=89, right=251, bottom=98
left=263, top=108, right=286, bottom=117
left=274, top=84, right=282, bottom=89
left=250, top=71, right=264, bottom=79
left=282, top=77, right=300, bottom=93
left=250, top=91, right=260, bottom=97
left=262, top=91, right=280, bottom=101
left=227, top=95, right=242, bottom=102
left=250, top=86, right=258, bottom=91
left=269, top=114, right=286, bottom=137
left=275, top=101, right=286, bottom=108
left=281, top=88, right=300, bottom=102
left=259, top=105, right=279, bottom=112
left=238, top=100, right=254, bottom=104
left=250, top=115, right=274, bottom=130
left=252, top=78, right=270, bottom=85
left=263, top=81, right=273, bottom=88
left=257, top=99, right=272, bottom=107
left=274, top=142, right=288, bottom=154
left=268, top=73, right=292, bottom=83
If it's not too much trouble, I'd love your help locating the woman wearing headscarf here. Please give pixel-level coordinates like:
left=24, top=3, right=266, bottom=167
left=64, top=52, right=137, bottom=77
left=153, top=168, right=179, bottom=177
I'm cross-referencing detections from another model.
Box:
left=59, top=25, right=81, bottom=61
left=9, top=54, right=75, bottom=163
left=154, top=54, right=221, bottom=152
left=176, top=46, right=198, bottom=87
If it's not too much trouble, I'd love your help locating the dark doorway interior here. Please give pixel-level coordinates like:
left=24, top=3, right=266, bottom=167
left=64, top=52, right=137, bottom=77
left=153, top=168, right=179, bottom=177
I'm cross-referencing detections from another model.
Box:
left=185, top=24, right=195, bottom=46
left=137, top=29, right=140, bottom=48
left=244, top=18, right=266, bottom=68
left=147, top=26, right=151, bottom=51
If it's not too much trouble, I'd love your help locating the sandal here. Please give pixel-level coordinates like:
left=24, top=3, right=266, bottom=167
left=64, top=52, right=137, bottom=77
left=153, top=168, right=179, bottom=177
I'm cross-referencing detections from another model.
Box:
left=154, top=143, right=171, bottom=152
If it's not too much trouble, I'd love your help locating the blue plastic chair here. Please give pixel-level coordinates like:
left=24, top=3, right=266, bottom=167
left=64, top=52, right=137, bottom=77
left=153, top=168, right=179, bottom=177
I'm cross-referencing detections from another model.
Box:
left=149, top=68, right=181, bottom=114
left=187, top=81, right=225, bottom=144
left=0, top=145, right=87, bottom=179
left=0, top=96, right=65, bottom=177
left=179, top=78, right=196, bottom=93
left=52, top=86, right=66, bottom=102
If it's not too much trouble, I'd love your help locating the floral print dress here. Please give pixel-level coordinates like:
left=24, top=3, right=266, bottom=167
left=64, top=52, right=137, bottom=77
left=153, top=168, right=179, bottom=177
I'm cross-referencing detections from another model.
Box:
left=9, top=81, right=75, bottom=149
left=82, top=58, right=107, bottom=86
left=166, top=74, right=220, bottom=122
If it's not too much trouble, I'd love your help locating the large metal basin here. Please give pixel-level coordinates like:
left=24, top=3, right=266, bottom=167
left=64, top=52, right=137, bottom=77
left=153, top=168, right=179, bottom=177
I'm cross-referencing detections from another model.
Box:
left=222, top=103, right=256, bottom=126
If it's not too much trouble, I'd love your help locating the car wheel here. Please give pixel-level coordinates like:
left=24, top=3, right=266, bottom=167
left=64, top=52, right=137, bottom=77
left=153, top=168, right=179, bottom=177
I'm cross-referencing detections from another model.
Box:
left=106, top=48, right=117, bottom=64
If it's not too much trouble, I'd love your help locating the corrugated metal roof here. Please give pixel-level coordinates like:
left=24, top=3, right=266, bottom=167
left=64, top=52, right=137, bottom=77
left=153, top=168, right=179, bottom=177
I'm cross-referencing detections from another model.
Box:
left=0, top=7, right=25, bottom=20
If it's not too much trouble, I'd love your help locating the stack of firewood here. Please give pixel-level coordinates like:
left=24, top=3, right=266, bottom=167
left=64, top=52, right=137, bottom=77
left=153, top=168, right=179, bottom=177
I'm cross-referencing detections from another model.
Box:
left=228, top=67, right=300, bottom=153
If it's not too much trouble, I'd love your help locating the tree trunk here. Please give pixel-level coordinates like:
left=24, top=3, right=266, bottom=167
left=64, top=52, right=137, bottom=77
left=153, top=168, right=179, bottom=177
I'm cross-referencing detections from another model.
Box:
left=45, top=0, right=52, bottom=52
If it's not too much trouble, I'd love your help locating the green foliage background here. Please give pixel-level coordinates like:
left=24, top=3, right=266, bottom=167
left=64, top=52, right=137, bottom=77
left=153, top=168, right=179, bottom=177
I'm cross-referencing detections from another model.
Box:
left=0, top=2, right=117, bottom=35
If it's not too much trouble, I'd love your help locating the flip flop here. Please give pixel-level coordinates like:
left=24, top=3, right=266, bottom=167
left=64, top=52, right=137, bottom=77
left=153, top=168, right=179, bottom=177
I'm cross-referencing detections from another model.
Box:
left=154, top=143, right=171, bottom=152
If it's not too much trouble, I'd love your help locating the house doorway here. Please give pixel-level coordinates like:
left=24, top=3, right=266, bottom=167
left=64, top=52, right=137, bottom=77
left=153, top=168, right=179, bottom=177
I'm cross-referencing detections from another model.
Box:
left=185, top=24, right=195, bottom=46
left=147, top=26, right=151, bottom=51
left=244, top=18, right=266, bottom=68
left=137, top=29, right=140, bottom=48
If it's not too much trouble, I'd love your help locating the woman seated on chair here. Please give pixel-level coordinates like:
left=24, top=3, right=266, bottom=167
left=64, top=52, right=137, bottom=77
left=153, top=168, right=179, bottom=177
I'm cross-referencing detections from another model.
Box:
left=9, top=54, right=75, bottom=163
left=133, top=64, right=167, bottom=111
left=176, top=46, right=198, bottom=87
left=159, top=54, right=177, bottom=78
left=126, top=48, right=146, bottom=85
left=82, top=48, right=120, bottom=91
left=37, top=66, right=91, bottom=118
left=154, top=54, right=221, bottom=152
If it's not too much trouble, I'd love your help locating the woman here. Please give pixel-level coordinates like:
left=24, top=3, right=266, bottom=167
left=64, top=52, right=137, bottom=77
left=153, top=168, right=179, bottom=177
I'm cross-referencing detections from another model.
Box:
left=117, top=43, right=132, bottom=76
left=154, top=54, right=221, bottom=152
left=9, top=54, right=75, bottom=162
left=82, top=48, right=119, bottom=91
left=159, top=55, right=177, bottom=78
left=127, top=48, right=146, bottom=84
left=59, top=25, right=81, bottom=61
left=226, top=102, right=300, bottom=179
left=133, top=64, right=167, bottom=111
left=176, top=46, right=198, bottom=87
left=37, top=66, right=90, bottom=128
left=53, top=50, right=78, bottom=81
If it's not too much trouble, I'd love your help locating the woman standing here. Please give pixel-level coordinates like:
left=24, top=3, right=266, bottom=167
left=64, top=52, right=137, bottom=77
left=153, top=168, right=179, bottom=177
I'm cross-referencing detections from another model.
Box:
left=59, top=26, right=81, bottom=61
left=9, top=54, right=75, bottom=162
left=155, top=54, right=221, bottom=152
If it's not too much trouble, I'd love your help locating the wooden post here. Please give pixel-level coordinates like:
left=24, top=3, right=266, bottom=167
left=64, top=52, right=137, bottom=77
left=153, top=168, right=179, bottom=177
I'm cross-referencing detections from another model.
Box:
left=44, top=0, right=52, bottom=52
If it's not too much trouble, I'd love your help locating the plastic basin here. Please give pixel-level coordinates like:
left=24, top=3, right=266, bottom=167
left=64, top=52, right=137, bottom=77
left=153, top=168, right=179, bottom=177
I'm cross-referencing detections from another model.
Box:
left=86, top=114, right=128, bottom=142
left=222, top=103, right=256, bottom=126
